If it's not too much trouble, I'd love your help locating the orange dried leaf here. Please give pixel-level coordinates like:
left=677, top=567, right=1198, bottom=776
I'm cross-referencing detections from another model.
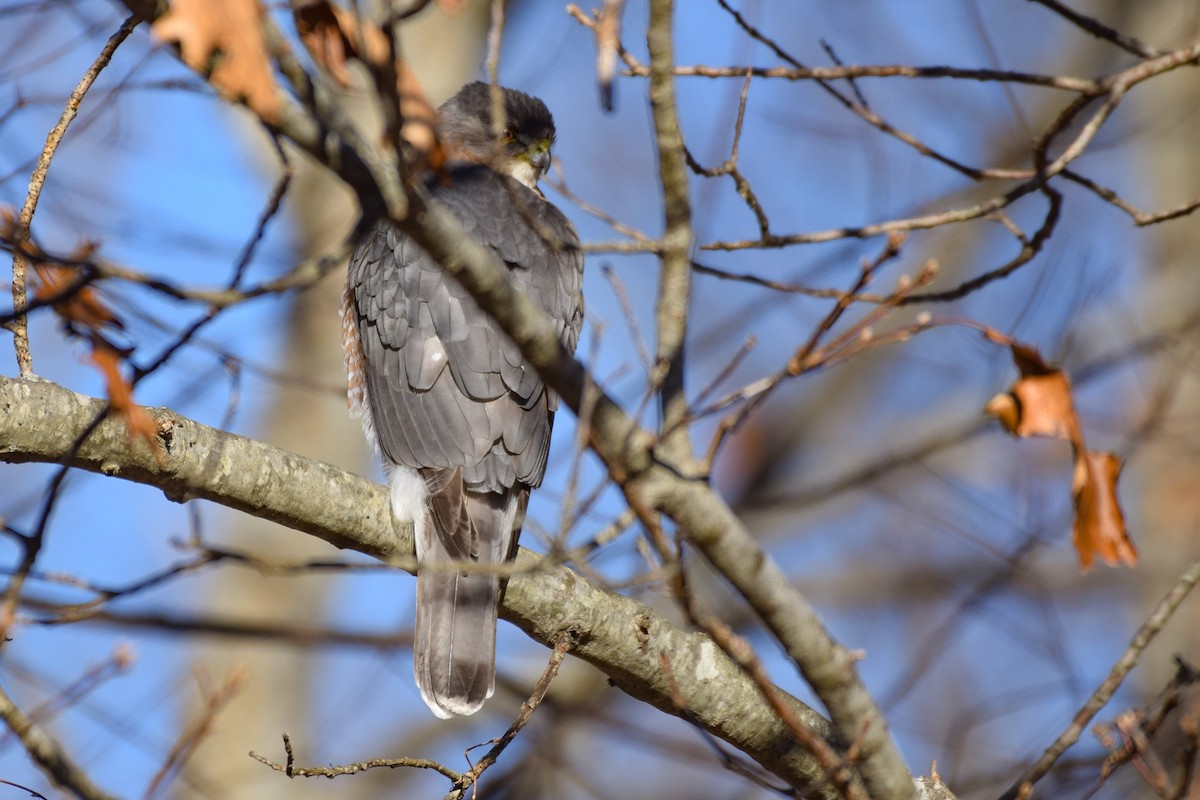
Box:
left=1072, top=450, right=1136, bottom=571
left=91, top=343, right=163, bottom=461
left=985, top=333, right=1135, bottom=570
left=985, top=339, right=1081, bottom=443
left=397, top=61, right=438, bottom=162
left=153, top=0, right=280, bottom=124
left=1011, top=372, right=1079, bottom=441
left=295, top=3, right=353, bottom=86
left=1008, top=341, right=1055, bottom=377
left=292, top=2, right=438, bottom=160
left=295, top=1, right=389, bottom=84
left=984, top=393, right=1019, bottom=434
left=33, top=259, right=122, bottom=334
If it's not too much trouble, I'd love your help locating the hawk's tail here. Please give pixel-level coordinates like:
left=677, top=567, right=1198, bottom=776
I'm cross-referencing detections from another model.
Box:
left=414, top=472, right=520, bottom=718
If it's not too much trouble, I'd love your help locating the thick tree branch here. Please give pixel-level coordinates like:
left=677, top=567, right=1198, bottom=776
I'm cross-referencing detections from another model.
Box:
left=0, top=375, right=838, bottom=795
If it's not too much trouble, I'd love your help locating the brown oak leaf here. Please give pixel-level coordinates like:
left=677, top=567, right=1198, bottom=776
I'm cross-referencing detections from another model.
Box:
left=985, top=371, right=1080, bottom=442
left=33, top=256, right=119, bottom=334
left=153, top=0, right=281, bottom=124
left=293, top=1, right=438, bottom=161
left=985, top=332, right=1135, bottom=571
left=1072, top=451, right=1137, bottom=571
left=90, top=343, right=162, bottom=459
left=33, top=258, right=162, bottom=461
left=294, top=1, right=388, bottom=85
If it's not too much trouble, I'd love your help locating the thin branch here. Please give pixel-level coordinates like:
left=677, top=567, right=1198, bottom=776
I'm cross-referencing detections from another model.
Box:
left=713, top=0, right=1026, bottom=183
left=903, top=185, right=1062, bottom=304
left=1027, top=0, right=1163, bottom=58
left=250, top=732, right=462, bottom=782
left=999, top=553, right=1200, bottom=800
left=700, top=36, right=1200, bottom=252
left=23, top=599, right=411, bottom=649
left=544, top=165, right=653, bottom=242
left=0, top=681, right=119, bottom=800
left=683, top=71, right=771, bottom=238
left=6, top=14, right=138, bottom=377
left=669, top=556, right=867, bottom=800
left=0, top=645, right=132, bottom=751
left=143, top=667, right=247, bottom=800
left=1062, top=168, right=1200, bottom=227
left=646, top=0, right=695, bottom=454
left=631, top=63, right=1099, bottom=93
left=448, top=632, right=575, bottom=796
left=228, top=136, right=292, bottom=288
left=0, top=235, right=357, bottom=315
left=601, top=264, right=653, bottom=374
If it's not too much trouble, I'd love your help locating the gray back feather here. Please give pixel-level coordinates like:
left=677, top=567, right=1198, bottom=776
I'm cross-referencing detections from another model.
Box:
left=349, top=165, right=584, bottom=494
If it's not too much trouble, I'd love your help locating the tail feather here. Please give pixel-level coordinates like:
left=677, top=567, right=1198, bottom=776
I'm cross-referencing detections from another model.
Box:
left=414, top=471, right=518, bottom=718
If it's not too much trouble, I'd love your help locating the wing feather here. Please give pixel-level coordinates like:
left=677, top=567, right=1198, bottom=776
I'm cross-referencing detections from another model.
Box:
left=349, top=164, right=583, bottom=494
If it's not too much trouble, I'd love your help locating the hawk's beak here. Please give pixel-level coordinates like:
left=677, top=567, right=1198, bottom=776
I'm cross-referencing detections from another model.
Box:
left=529, top=148, right=551, bottom=178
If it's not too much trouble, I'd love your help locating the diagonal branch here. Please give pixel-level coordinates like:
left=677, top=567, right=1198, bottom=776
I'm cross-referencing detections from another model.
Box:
left=0, top=679, right=119, bottom=800
left=0, top=374, right=839, bottom=794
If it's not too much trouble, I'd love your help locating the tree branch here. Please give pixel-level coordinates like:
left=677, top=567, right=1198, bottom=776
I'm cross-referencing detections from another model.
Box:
left=0, top=678, right=118, bottom=800
left=0, top=375, right=838, bottom=794
left=6, top=14, right=138, bottom=377
left=646, top=0, right=694, bottom=449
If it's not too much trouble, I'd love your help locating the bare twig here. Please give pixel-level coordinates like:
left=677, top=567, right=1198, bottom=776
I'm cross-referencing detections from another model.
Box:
left=601, top=264, right=653, bottom=373
left=0, top=779, right=48, bottom=799
left=594, top=0, right=628, bottom=110
left=0, top=644, right=133, bottom=750
left=228, top=136, right=292, bottom=288
left=545, top=165, right=653, bottom=242
left=1000, top=554, right=1200, bottom=800
left=668, top=560, right=868, bottom=800
left=0, top=234, right=356, bottom=315
left=903, top=185, right=1062, bottom=304
left=683, top=71, right=771, bottom=238
left=6, top=14, right=137, bottom=377
left=628, top=62, right=1099, bottom=93
left=0, top=681, right=119, bottom=800
left=447, top=632, right=575, bottom=796
left=713, top=0, right=1026, bottom=183
left=1062, top=168, right=1200, bottom=227
left=1027, top=0, right=1163, bottom=58
left=143, top=666, right=248, bottom=800
left=250, top=732, right=462, bottom=781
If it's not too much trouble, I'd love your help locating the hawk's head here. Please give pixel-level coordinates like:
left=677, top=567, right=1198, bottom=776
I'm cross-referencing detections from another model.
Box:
left=437, top=82, right=556, bottom=191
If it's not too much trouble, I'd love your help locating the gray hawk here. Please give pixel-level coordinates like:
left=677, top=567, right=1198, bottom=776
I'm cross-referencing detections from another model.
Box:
left=341, top=82, right=584, bottom=718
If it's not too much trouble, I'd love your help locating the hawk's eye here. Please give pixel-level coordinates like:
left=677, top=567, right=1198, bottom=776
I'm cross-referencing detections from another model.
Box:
left=501, top=129, right=515, bottom=144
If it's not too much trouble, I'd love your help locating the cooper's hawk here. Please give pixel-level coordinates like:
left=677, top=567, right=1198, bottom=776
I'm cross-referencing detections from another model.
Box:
left=341, top=83, right=583, bottom=718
